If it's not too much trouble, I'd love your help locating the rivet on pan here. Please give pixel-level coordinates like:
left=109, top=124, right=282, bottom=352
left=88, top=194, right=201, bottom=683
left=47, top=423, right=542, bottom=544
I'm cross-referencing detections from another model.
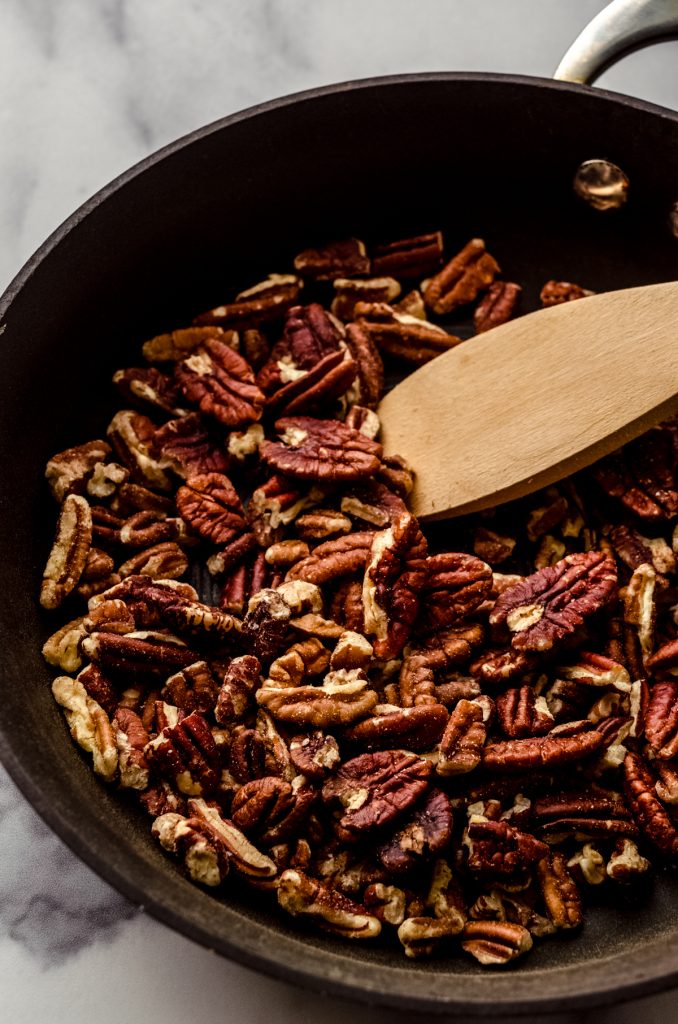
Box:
left=573, top=159, right=629, bottom=211
left=669, top=201, right=678, bottom=238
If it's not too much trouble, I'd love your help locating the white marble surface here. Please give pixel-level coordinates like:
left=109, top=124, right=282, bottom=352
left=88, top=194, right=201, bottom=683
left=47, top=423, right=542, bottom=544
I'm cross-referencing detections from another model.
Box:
left=2, top=2, right=678, bottom=1021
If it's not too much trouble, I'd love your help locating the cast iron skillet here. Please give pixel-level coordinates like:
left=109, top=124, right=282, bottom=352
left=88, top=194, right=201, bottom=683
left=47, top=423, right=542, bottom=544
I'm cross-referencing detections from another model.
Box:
left=2, top=1, right=678, bottom=1016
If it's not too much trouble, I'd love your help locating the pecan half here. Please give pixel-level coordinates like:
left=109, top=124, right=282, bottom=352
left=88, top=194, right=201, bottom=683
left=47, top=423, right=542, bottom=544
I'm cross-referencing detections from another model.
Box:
left=496, top=687, right=554, bottom=739
left=398, top=915, right=464, bottom=958
left=277, top=869, right=381, bottom=939
left=289, top=731, right=341, bottom=780
left=261, top=417, right=382, bottom=482
left=146, top=710, right=220, bottom=796
left=40, top=494, right=93, bottom=609
left=293, top=238, right=369, bottom=280
left=331, top=277, right=401, bottom=322
left=378, top=788, right=453, bottom=874
left=536, top=853, right=583, bottom=929
left=624, top=752, right=678, bottom=857
left=418, top=552, right=492, bottom=634
left=153, top=413, right=230, bottom=480
left=113, top=366, right=186, bottom=417
left=461, top=920, right=533, bottom=965
left=286, top=532, right=374, bottom=585
left=423, top=238, right=499, bottom=315
left=362, top=511, right=428, bottom=659
left=295, top=509, right=353, bottom=541
left=594, top=428, right=678, bottom=521
left=355, top=302, right=458, bottom=364
left=540, top=280, right=594, bottom=306
left=162, top=660, right=220, bottom=715
left=193, top=275, right=302, bottom=330
left=437, top=699, right=488, bottom=776
left=231, top=776, right=316, bottom=845
left=371, top=232, right=444, bottom=279
left=45, top=439, right=114, bottom=503
left=175, top=339, right=264, bottom=428
left=142, top=325, right=233, bottom=363
left=344, top=322, right=385, bottom=409
left=483, top=727, right=605, bottom=773
left=112, top=707, right=150, bottom=789
left=107, top=410, right=173, bottom=492
left=188, top=797, right=277, bottom=879
left=257, top=668, right=378, bottom=728
left=466, top=819, right=548, bottom=878
left=152, top=811, right=228, bottom=887
left=42, top=616, right=87, bottom=673
left=51, top=676, right=118, bottom=781
left=322, top=750, right=432, bottom=838
left=474, top=281, right=521, bottom=334
left=81, top=629, right=200, bottom=680
left=644, top=680, right=678, bottom=759
left=176, top=472, right=248, bottom=546
left=119, top=541, right=189, bottom=580
left=343, top=704, right=449, bottom=753
left=489, top=551, right=617, bottom=652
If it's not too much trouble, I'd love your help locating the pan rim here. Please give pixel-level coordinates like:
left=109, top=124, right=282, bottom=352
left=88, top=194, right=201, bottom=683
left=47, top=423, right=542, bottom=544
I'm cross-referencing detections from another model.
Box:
left=3, top=70, right=678, bottom=1015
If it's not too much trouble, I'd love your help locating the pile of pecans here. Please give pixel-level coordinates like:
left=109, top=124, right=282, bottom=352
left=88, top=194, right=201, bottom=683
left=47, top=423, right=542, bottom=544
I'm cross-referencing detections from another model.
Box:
left=39, top=231, right=678, bottom=966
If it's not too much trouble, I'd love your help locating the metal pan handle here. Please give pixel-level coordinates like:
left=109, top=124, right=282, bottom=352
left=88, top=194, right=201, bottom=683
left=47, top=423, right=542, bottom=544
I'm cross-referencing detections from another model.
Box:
left=554, top=0, right=678, bottom=85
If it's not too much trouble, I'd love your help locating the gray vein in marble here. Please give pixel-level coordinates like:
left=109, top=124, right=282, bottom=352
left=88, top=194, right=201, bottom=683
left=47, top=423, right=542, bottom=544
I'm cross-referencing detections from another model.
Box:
left=0, top=765, right=137, bottom=966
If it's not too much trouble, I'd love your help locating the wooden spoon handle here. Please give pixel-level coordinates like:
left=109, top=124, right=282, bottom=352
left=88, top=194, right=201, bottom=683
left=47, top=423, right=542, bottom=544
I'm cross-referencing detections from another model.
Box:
left=378, top=280, right=678, bottom=521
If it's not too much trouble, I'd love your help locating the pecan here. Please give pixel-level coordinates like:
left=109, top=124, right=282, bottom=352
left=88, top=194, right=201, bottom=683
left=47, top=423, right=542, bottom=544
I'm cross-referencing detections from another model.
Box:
left=418, top=552, right=492, bottom=634
left=264, top=638, right=330, bottom=688
left=277, top=869, right=381, bottom=939
left=162, top=660, right=220, bottom=714
left=257, top=667, right=378, bottom=728
left=363, top=883, right=407, bottom=926
left=141, top=781, right=185, bottom=818
left=239, top=585, right=301, bottom=662
left=371, top=232, right=444, bottom=279
left=423, top=238, right=499, bottom=315
left=489, top=551, right=617, bottom=652
left=377, top=789, right=453, bottom=874
left=343, top=704, right=449, bottom=753
left=344, top=322, right=384, bottom=409
left=293, top=238, right=369, bottom=280
left=40, top=494, right=92, bottom=609
left=330, top=631, right=374, bottom=671
left=263, top=540, right=309, bottom=571
left=153, top=413, right=230, bottom=479
left=295, top=509, right=353, bottom=541
left=176, top=472, right=247, bottom=546
left=42, top=616, right=87, bottom=673
left=394, top=288, right=426, bottom=319
left=536, top=853, right=583, bottom=929
left=188, top=797, right=277, bottom=879
left=112, top=707, right=150, bottom=789
left=656, top=761, right=678, bottom=804
left=110, top=482, right=175, bottom=518
left=557, top=651, right=631, bottom=693
left=362, top=511, right=428, bottom=659
left=330, top=580, right=365, bottom=633
left=471, top=647, right=536, bottom=685
left=193, top=275, right=302, bottom=330
left=355, top=302, right=458, bottom=364
left=344, top=406, right=381, bottom=440
left=83, top=598, right=135, bottom=636
left=342, top=479, right=408, bottom=528
left=322, top=750, right=432, bottom=838
left=98, top=575, right=240, bottom=643
left=155, top=812, right=230, bottom=886
left=473, top=528, right=516, bottom=566
left=435, top=676, right=481, bottom=706
left=275, top=302, right=344, bottom=373
left=567, top=843, right=606, bottom=886
left=624, top=752, right=678, bottom=857
left=51, top=676, right=118, bottom=781
left=220, top=553, right=269, bottom=615
left=213, top=655, right=261, bottom=724
left=81, top=548, right=115, bottom=583
left=261, top=417, right=382, bottom=482
left=246, top=474, right=314, bottom=546
left=644, top=681, right=678, bottom=758
left=229, top=727, right=265, bottom=783
left=606, top=837, right=651, bottom=882
left=623, top=563, right=656, bottom=663
left=594, top=428, right=678, bottom=521
left=286, top=532, right=374, bottom=585
left=269, top=351, right=357, bottom=418
left=146, top=710, right=220, bottom=796
left=540, top=280, right=594, bottom=306
left=483, top=727, right=604, bottom=773
left=175, top=339, right=264, bottom=428
left=436, top=699, right=488, bottom=776
left=113, top=366, right=186, bottom=417
left=533, top=790, right=636, bottom=841
left=496, top=687, right=554, bottom=739
left=461, top=920, right=533, bottom=965
left=398, top=915, right=464, bottom=958
left=118, top=510, right=191, bottom=549
left=289, top=731, right=341, bottom=780
left=107, top=410, right=173, bottom=492
left=81, top=629, right=199, bottom=679
left=534, top=535, right=567, bottom=569
left=45, top=439, right=115, bottom=503
left=119, top=541, right=189, bottom=580
left=473, top=281, right=521, bottom=334
left=466, top=819, right=548, bottom=877
left=231, top=777, right=316, bottom=844
left=647, top=639, right=678, bottom=672
left=141, top=325, right=234, bottom=363
left=609, top=524, right=676, bottom=577
left=526, top=490, right=569, bottom=541
left=331, top=277, right=401, bottom=322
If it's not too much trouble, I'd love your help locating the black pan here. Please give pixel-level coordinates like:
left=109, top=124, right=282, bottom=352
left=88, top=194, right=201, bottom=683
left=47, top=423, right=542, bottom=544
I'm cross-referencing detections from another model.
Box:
left=2, top=3, right=678, bottom=1016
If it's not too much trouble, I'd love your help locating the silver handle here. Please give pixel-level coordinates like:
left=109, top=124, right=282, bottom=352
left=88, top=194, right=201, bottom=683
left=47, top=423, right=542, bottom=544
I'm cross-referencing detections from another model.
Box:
left=554, top=0, right=678, bottom=85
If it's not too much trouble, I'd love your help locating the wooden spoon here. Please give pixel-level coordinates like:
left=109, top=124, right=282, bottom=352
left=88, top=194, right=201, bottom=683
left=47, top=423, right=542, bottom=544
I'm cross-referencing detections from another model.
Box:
left=378, top=280, right=678, bottom=521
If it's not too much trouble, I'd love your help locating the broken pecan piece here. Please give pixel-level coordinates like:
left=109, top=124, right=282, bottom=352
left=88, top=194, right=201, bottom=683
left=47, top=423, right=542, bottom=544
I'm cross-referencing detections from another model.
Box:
left=261, top=417, right=382, bottom=483
left=277, top=869, right=381, bottom=939
left=51, top=676, right=118, bottom=781
left=540, top=280, right=594, bottom=307
left=231, top=776, right=316, bottom=845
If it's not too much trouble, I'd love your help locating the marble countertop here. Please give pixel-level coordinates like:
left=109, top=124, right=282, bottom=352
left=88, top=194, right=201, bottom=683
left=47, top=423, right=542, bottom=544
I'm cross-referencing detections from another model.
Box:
left=2, top=2, right=678, bottom=1021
